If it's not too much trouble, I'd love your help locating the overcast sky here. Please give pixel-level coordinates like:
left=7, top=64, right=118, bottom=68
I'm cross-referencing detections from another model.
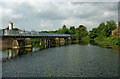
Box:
left=0, top=1, right=118, bottom=31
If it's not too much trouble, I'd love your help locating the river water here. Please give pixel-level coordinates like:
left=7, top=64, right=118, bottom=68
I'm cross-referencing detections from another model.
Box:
left=1, top=43, right=119, bottom=77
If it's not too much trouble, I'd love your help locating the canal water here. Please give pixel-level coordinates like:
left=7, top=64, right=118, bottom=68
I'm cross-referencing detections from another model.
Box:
left=1, top=43, right=119, bottom=77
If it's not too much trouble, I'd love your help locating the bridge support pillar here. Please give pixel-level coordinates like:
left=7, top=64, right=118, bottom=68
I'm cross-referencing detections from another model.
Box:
left=67, top=37, right=72, bottom=44
left=44, top=38, right=47, bottom=48
left=46, top=39, right=49, bottom=48
left=40, top=38, right=42, bottom=50
left=12, top=40, right=19, bottom=49
left=55, top=37, right=60, bottom=47
left=60, top=38, right=65, bottom=46
left=48, top=39, right=51, bottom=47
left=64, top=37, right=72, bottom=44
left=42, top=38, right=44, bottom=49
left=24, top=38, right=32, bottom=48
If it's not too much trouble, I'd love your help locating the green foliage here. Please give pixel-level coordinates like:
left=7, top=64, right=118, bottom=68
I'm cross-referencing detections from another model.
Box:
left=105, top=20, right=117, bottom=37
left=13, top=28, right=20, bottom=30
left=49, top=31, right=57, bottom=33
left=110, top=36, right=120, bottom=45
left=74, top=25, right=88, bottom=39
left=81, top=36, right=90, bottom=42
left=69, top=26, right=76, bottom=34
left=39, top=24, right=88, bottom=40
left=40, top=24, right=88, bottom=40
left=89, top=28, right=99, bottom=39
left=94, top=36, right=120, bottom=46
left=40, top=31, right=49, bottom=33
left=114, top=31, right=118, bottom=35
left=90, top=20, right=117, bottom=38
left=88, top=20, right=119, bottom=46
left=97, top=22, right=106, bottom=36
left=55, top=25, right=71, bottom=34
left=98, top=22, right=105, bottom=31
left=39, top=20, right=118, bottom=46
left=61, top=25, right=71, bottom=34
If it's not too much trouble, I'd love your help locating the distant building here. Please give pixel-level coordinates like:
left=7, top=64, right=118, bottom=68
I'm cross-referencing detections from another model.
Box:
left=19, top=30, right=25, bottom=34
left=0, top=21, right=26, bottom=35
left=4, top=22, right=14, bottom=35
left=9, top=21, right=13, bottom=30
left=111, top=22, right=120, bottom=38
left=4, top=21, right=20, bottom=35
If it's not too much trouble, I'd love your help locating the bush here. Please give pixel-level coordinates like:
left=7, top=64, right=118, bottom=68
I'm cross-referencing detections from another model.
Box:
left=81, top=36, right=90, bottom=42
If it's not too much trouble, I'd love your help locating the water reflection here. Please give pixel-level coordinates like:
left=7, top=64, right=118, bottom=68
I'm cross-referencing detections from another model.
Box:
left=2, top=42, right=67, bottom=61
left=4, top=49, right=15, bottom=59
left=2, top=48, right=33, bottom=61
left=1, top=40, right=118, bottom=62
left=2, top=42, right=118, bottom=77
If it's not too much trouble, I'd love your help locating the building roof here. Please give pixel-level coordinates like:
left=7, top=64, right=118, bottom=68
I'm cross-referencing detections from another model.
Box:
left=9, top=21, right=13, bottom=24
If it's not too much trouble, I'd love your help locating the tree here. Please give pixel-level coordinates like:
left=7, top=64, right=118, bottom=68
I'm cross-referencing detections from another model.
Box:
left=60, top=25, right=71, bottom=34
left=89, top=20, right=117, bottom=39
left=105, top=20, right=117, bottom=37
left=13, top=28, right=20, bottom=30
left=70, top=26, right=76, bottom=34
left=97, top=22, right=106, bottom=36
left=98, top=22, right=105, bottom=32
left=89, top=28, right=99, bottom=39
left=74, top=25, right=88, bottom=39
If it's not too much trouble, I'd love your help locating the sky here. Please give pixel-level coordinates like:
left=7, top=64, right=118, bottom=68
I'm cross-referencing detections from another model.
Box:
left=0, top=1, right=119, bottom=31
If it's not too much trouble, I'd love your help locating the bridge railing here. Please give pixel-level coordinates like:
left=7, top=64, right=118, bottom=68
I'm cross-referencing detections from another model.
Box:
left=0, top=29, right=72, bottom=37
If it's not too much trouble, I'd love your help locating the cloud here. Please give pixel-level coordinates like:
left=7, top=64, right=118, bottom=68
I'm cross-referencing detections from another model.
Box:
left=1, top=0, right=120, bottom=2
left=0, top=2, right=118, bottom=31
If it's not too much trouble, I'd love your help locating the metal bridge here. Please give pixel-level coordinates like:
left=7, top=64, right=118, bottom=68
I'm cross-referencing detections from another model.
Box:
left=0, top=30, right=72, bottom=38
left=0, top=29, right=73, bottom=50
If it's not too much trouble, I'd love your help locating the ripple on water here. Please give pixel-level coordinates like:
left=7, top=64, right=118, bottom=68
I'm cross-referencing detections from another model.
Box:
left=2, top=44, right=118, bottom=77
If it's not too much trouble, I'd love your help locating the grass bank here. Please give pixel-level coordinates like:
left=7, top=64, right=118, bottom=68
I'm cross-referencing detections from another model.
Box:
left=81, top=36, right=90, bottom=43
left=81, top=36, right=120, bottom=50
left=94, top=36, right=119, bottom=49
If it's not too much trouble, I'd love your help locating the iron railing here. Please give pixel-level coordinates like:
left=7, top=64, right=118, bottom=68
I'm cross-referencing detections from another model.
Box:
left=0, top=30, right=72, bottom=37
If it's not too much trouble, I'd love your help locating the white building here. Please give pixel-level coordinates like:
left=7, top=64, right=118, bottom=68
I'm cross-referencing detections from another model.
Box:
left=9, top=21, right=13, bottom=30
left=4, top=22, right=13, bottom=35
left=4, top=22, right=25, bottom=35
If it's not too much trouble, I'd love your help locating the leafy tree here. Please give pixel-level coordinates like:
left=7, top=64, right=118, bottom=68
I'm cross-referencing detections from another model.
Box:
left=98, top=22, right=105, bottom=33
left=48, top=31, right=56, bottom=33
left=13, top=28, right=20, bottom=30
left=60, top=25, right=71, bottom=34
left=97, top=22, right=107, bottom=36
left=74, top=25, right=88, bottom=39
left=89, top=28, right=99, bottom=39
left=90, top=20, right=117, bottom=38
left=105, top=20, right=117, bottom=37
left=69, top=26, right=76, bottom=34
left=40, top=31, right=49, bottom=33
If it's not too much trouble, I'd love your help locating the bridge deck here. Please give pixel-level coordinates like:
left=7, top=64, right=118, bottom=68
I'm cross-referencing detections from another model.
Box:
left=0, top=33, right=72, bottom=38
left=0, top=30, right=73, bottom=38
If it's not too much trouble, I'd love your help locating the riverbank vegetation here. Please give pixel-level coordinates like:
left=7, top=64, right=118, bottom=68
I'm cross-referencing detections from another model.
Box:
left=88, top=20, right=120, bottom=48
left=40, top=20, right=120, bottom=49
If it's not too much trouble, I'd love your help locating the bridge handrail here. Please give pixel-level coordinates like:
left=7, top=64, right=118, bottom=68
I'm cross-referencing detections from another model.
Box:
left=0, top=29, right=72, bottom=37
